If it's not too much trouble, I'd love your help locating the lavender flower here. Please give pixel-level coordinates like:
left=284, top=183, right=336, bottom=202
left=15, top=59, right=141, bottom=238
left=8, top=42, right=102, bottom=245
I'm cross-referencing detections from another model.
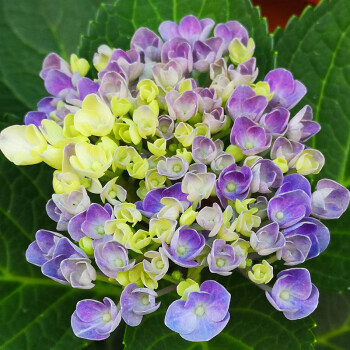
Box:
left=230, top=116, right=272, bottom=155
left=211, top=152, right=235, bottom=174
left=192, top=136, right=218, bottom=164
left=71, top=298, right=121, bottom=340
left=207, top=239, right=242, bottom=275
left=131, top=27, right=163, bottom=62
left=161, top=38, right=193, bottom=73
left=162, top=226, right=205, bottom=267
left=2, top=12, right=348, bottom=342
left=282, top=218, right=330, bottom=260
left=46, top=187, right=91, bottom=231
left=159, top=15, right=214, bottom=45
left=226, top=85, right=268, bottom=121
left=196, top=203, right=223, bottom=237
left=214, top=20, right=249, bottom=54
left=165, top=89, right=198, bottom=121
left=264, top=68, right=307, bottom=109
left=277, top=234, right=312, bottom=265
left=268, top=190, right=312, bottom=228
left=286, top=105, right=321, bottom=142
left=227, top=58, right=258, bottom=85
left=193, top=38, right=224, bottom=73
left=311, top=179, right=350, bottom=219
left=276, top=173, right=312, bottom=198
left=202, top=107, right=227, bottom=133
left=216, top=163, right=252, bottom=206
left=156, top=115, right=175, bottom=140
left=93, top=235, right=135, bottom=278
left=250, top=159, right=283, bottom=194
left=157, top=156, right=189, bottom=180
left=165, top=280, right=230, bottom=341
left=270, top=136, right=304, bottom=168
left=250, top=222, right=285, bottom=256
left=68, top=203, right=113, bottom=241
left=266, top=268, right=319, bottom=320
left=259, top=107, right=289, bottom=136
left=120, top=283, right=160, bottom=326
left=26, top=231, right=96, bottom=288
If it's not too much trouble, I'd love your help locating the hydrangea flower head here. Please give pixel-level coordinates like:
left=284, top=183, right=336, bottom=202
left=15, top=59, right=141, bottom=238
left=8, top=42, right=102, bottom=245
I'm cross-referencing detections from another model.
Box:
left=0, top=12, right=349, bottom=344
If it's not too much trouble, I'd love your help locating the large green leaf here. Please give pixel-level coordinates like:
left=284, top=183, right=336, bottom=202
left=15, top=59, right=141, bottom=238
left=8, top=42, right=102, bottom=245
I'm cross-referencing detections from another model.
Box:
left=0, top=0, right=103, bottom=117
left=274, top=0, right=350, bottom=292
left=313, top=292, right=350, bottom=350
left=78, top=0, right=274, bottom=80
left=123, top=274, right=315, bottom=350
left=0, top=114, right=121, bottom=349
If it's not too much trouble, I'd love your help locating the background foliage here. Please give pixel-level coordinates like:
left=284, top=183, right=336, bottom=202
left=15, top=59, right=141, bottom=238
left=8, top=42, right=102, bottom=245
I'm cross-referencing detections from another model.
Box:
left=0, top=0, right=349, bottom=349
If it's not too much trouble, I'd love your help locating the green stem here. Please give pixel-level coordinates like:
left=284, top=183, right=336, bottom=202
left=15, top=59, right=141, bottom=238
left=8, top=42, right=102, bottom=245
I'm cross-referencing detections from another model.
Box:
left=156, top=284, right=177, bottom=297
left=266, top=254, right=277, bottom=264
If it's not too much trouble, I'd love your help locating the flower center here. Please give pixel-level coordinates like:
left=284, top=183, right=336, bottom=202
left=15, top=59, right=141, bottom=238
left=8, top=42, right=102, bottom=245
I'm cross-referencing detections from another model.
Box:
left=244, top=141, right=254, bottom=149
left=176, top=245, right=187, bottom=256
left=141, top=295, right=150, bottom=305
left=225, top=182, right=236, bottom=192
left=280, top=290, right=291, bottom=301
left=97, top=225, right=105, bottom=235
left=161, top=125, right=168, bottom=133
left=156, top=260, right=164, bottom=269
left=151, top=179, right=159, bottom=186
left=109, top=190, right=117, bottom=199
left=216, top=258, right=226, bottom=268
left=194, top=305, right=206, bottom=317
left=275, top=211, right=284, bottom=220
left=91, top=161, right=102, bottom=171
left=113, top=258, right=124, bottom=267
left=102, top=313, right=111, bottom=322
left=172, top=164, right=182, bottom=173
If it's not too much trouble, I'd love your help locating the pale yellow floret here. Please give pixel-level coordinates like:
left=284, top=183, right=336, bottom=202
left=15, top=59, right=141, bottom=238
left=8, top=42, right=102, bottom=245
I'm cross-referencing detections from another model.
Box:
left=229, top=37, right=255, bottom=65
left=0, top=124, right=47, bottom=165
left=147, top=139, right=166, bottom=156
left=74, top=94, right=115, bottom=137
left=248, top=260, right=273, bottom=284
left=69, top=142, right=112, bottom=178
left=70, top=54, right=90, bottom=76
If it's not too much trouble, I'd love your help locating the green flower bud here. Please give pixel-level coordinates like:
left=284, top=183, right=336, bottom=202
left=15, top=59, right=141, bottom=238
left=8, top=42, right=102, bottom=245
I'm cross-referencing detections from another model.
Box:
left=111, top=97, right=132, bottom=117
left=147, top=138, right=166, bottom=156
left=79, top=236, right=94, bottom=256
left=229, top=37, right=255, bottom=65
left=127, top=157, right=149, bottom=179
left=226, top=145, right=244, bottom=162
left=273, top=157, right=289, bottom=173
left=174, top=122, right=195, bottom=147
left=179, top=207, right=198, bottom=226
left=137, top=79, right=159, bottom=103
left=70, top=54, right=90, bottom=76
left=248, top=260, right=273, bottom=284
left=251, top=81, right=274, bottom=101
left=176, top=148, right=192, bottom=164
left=145, top=169, right=166, bottom=191
left=295, top=149, right=325, bottom=175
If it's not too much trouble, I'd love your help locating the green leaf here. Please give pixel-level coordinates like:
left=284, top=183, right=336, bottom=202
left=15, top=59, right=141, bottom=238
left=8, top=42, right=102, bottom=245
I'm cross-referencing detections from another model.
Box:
left=0, top=0, right=103, bottom=117
left=78, top=0, right=274, bottom=80
left=313, top=292, right=350, bottom=350
left=0, top=114, right=122, bottom=349
left=274, top=0, right=350, bottom=292
left=124, top=274, right=315, bottom=350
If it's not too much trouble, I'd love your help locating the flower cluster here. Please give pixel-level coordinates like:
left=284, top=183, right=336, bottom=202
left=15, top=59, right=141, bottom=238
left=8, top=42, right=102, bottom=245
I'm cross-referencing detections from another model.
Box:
left=1, top=14, right=349, bottom=343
